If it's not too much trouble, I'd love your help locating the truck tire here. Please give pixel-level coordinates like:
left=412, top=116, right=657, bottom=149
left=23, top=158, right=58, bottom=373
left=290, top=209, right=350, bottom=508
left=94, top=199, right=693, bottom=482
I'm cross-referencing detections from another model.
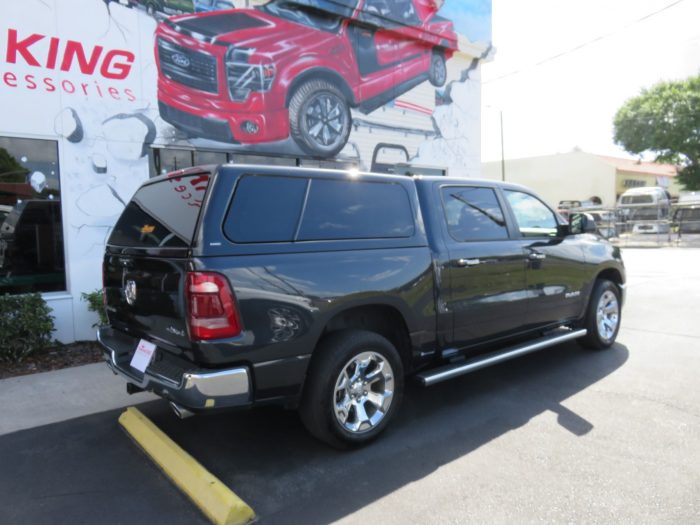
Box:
left=288, top=79, right=351, bottom=158
left=428, top=50, right=447, bottom=87
left=578, top=279, right=622, bottom=349
left=300, top=330, right=404, bottom=449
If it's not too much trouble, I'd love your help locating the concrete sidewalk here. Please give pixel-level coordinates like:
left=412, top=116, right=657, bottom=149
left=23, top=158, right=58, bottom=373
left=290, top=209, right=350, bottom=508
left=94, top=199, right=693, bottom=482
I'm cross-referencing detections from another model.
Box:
left=0, top=362, right=155, bottom=436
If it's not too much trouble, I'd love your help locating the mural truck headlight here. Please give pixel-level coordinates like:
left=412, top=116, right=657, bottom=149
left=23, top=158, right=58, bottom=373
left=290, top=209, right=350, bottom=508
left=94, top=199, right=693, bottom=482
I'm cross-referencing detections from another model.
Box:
left=225, top=47, right=275, bottom=102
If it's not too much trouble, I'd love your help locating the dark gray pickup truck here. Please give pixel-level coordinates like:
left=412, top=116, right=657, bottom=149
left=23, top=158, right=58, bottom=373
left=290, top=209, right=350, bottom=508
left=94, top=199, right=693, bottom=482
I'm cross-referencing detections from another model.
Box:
left=99, top=164, right=625, bottom=447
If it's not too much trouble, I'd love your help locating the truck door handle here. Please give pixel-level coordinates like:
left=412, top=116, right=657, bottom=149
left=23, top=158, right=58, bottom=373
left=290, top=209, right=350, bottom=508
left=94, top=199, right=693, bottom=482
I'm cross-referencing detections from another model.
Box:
left=528, top=253, right=546, bottom=260
left=457, top=258, right=481, bottom=267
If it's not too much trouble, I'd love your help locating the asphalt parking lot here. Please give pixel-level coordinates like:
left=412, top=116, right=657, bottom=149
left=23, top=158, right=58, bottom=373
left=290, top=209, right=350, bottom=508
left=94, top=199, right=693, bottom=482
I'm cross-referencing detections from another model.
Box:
left=1, top=247, right=699, bottom=524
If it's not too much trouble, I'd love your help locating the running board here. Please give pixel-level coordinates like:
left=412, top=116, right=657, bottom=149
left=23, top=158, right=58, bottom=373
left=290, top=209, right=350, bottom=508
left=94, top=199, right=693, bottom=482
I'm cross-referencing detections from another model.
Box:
left=417, top=328, right=587, bottom=387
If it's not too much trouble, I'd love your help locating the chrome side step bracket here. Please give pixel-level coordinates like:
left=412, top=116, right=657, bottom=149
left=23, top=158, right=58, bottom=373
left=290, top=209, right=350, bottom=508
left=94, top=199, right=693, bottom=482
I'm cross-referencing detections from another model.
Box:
left=417, top=328, right=587, bottom=387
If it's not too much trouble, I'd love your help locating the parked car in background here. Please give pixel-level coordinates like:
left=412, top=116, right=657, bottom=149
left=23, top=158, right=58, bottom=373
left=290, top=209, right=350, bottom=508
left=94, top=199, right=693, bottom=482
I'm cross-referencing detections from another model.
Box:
left=616, top=186, right=671, bottom=234
left=556, top=199, right=599, bottom=221
left=672, top=193, right=700, bottom=235
left=586, top=209, right=617, bottom=239
left=99, top=164, right=625, bottom=448
left=556, top=200, right=582, bottom=221
left=672, top=205, right=700, bottom=234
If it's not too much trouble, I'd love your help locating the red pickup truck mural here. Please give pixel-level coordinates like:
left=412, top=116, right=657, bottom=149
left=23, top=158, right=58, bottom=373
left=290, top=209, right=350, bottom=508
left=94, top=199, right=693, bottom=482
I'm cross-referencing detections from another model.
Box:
left=156, top=0, right=458, bottom=157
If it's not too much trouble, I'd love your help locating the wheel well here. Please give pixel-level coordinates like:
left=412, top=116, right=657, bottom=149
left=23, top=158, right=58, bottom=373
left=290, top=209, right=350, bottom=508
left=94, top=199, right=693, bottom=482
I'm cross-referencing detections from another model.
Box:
left=285, top=69, right=355, bottom=108
left=597, top=268, right=623, bottom=289
left=320, top=305, right=413, bottom=372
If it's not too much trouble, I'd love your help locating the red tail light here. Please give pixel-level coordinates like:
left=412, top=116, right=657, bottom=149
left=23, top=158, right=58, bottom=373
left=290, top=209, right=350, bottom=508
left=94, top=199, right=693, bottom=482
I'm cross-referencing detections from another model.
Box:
left=186, top=272, right=242, bottom=340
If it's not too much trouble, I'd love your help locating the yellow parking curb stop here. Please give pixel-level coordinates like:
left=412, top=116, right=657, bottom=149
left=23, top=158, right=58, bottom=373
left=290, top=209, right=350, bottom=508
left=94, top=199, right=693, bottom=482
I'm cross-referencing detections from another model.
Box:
left=119, top=407, right=256, bottom=525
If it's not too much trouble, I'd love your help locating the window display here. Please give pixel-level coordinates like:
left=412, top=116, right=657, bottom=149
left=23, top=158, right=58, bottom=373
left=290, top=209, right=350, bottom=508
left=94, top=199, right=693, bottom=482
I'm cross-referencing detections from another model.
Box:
left=0, top=137, right=65, bottom=294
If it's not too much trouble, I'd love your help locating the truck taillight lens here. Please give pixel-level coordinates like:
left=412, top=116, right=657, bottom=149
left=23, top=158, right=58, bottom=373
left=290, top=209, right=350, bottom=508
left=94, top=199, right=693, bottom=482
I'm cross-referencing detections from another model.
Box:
left=186, top=272, right=242, bottom=340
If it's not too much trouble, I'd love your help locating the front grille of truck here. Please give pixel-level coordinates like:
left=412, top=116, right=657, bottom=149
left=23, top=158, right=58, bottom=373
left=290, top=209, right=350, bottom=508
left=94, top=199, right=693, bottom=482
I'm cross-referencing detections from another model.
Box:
left=158, top=38, right=218, bottom=94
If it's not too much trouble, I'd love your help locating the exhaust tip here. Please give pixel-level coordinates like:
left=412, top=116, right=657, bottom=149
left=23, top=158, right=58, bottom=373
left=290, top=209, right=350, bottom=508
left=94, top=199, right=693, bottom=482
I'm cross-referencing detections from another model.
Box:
left=170, top=401, right=195, bottom=419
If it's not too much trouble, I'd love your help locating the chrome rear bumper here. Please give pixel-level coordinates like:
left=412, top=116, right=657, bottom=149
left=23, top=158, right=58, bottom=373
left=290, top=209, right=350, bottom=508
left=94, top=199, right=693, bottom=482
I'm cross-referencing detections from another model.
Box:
left=98, top=327, right=251, bottom=411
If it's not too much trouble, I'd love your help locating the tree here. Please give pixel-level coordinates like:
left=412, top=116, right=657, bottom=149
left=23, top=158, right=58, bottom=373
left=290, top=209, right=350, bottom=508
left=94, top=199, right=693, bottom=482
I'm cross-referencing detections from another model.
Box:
left=613, top=74, right=700, bottom=190
left=0, top=147, right=27, bottom=183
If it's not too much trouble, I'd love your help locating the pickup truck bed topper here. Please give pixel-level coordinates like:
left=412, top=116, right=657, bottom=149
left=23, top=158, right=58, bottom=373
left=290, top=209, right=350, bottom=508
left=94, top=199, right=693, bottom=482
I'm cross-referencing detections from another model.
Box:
left=99, top=164, right=625, bottom=447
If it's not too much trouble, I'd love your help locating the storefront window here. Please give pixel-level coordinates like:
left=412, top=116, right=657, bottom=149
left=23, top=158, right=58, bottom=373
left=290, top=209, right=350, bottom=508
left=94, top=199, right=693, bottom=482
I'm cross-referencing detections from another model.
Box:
left=0, top=137, right=65, bottom=294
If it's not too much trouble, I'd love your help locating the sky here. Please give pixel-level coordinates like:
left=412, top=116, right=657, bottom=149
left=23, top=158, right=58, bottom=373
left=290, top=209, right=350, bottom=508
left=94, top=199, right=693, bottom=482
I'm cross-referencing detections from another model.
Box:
left=480, top=0, right=700, bottom=163
left=438, top=0, right=492, bottom=44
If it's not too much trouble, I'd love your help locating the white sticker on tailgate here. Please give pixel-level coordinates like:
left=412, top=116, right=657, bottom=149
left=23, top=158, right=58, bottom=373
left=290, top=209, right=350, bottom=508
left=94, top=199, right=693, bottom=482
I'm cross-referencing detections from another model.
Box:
left=130, top=339, right=156, bottom=373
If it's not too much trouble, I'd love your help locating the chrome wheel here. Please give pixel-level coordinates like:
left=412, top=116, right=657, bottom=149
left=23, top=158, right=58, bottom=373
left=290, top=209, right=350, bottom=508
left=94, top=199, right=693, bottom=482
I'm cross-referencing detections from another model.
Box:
left=596, top=290, right=619, bottom=342
left=303, top=92, right=348, bottom=152
left=333, top=351, right=395, bottom=434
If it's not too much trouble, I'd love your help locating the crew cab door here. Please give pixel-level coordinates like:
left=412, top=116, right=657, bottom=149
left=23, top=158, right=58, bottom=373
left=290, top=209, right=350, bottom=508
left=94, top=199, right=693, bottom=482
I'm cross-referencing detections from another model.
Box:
left=502, top=190, right=589, bottom=329
left=438, top=184, right=529, bottom=348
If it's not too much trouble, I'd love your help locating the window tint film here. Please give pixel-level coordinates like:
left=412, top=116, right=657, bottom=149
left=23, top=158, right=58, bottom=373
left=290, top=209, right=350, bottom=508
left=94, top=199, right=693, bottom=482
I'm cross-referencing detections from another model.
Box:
left=505, top=190, right=558, bottom=237
left=298, top=179, right=414, bottom=240
left=225, top=175, right=307, bottom=243
left=109, top=172, right=210, bottom=248
left=441, top=186, right=508, bottom=241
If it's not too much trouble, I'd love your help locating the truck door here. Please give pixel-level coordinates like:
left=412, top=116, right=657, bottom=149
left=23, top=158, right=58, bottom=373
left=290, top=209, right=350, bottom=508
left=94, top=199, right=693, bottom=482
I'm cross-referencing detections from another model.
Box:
left=439, top=185, right=529, bottom=348
left=502, top=189, right=588, bottom=328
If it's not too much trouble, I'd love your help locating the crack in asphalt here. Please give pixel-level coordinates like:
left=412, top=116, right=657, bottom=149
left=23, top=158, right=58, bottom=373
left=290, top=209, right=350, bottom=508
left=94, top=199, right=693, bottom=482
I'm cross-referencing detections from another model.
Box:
left=591, top=388, right=700, bottom=420
left=621, top=326, right=700, bottom=340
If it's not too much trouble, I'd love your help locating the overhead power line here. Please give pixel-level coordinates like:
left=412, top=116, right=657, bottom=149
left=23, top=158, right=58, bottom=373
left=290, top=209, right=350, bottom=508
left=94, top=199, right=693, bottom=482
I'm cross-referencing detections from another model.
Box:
left=484, top=0, right=688, bottom=85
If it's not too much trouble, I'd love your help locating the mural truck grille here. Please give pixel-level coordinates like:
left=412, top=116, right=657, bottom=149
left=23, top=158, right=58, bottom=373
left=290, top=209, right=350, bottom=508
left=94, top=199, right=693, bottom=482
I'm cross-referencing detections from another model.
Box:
left=157, top=38, right=218, bottom=94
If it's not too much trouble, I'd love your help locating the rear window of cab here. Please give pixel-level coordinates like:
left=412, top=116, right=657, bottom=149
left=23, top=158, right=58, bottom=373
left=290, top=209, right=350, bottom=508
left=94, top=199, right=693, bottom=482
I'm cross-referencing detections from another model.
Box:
left=224, top=174, right=415, bottom=243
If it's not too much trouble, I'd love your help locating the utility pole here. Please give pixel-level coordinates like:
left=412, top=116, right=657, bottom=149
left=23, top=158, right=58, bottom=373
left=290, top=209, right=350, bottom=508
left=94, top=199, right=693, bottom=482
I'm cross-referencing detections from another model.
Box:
left=499, top=110, right=505, bottom=182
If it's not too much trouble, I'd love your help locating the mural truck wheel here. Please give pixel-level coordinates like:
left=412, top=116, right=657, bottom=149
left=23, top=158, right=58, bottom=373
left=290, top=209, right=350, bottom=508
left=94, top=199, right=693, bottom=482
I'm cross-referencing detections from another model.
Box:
left=289, top=79, right=351, bottom=158
left=429, top=50, right=447, bottom=87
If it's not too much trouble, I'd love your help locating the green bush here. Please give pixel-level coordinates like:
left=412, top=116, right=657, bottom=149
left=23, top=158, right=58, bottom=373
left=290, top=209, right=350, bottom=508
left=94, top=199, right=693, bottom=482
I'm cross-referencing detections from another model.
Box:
left=81, top=289, right=108, bottom=327
left=0, top=293, right=54, bottom=364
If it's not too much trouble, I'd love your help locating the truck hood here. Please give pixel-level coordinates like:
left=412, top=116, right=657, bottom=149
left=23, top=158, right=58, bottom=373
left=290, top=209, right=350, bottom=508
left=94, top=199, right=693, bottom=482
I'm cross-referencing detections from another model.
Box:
left=169, top=9, right=336, bottom=59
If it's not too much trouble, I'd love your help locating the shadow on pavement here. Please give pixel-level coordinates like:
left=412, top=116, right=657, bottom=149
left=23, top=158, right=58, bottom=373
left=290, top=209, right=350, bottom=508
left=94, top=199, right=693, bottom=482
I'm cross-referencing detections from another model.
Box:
left=0, top=342, right=628, bottom=525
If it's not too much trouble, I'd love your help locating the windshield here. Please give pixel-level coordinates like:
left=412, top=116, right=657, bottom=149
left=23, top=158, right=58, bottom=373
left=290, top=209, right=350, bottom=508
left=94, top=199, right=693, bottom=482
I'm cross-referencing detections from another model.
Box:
left=259, top=0, right=357, bottom=31
left=620, top=194, right=654, bottom=205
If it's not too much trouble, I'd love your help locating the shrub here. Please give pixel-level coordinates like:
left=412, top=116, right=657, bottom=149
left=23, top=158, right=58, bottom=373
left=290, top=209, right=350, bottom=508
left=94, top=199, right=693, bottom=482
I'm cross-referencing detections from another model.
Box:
left=81, top=289, right=108, bottom=328
left=0, top=293, right=54, bottom=364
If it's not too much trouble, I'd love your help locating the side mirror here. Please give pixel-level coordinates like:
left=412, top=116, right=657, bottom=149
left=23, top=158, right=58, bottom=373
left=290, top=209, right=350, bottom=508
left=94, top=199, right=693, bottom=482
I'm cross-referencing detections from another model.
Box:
left=569, top=213, right=597, bottom=235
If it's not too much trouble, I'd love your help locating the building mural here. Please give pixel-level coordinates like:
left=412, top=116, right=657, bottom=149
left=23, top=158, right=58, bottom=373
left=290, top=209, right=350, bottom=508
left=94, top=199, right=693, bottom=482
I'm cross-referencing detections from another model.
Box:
left=0, top=0, right=491, bottom=341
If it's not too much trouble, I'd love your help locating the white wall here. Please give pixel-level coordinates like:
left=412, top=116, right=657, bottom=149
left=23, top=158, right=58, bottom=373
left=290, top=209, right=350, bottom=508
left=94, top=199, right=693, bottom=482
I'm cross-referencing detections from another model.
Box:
left=482, top=151, right=617, bottom=208
left=1, top=0, right=489, bottom=341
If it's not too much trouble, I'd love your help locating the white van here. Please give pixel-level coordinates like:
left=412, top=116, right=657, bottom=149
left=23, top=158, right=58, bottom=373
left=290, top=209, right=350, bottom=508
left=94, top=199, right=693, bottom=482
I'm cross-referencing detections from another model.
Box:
left=616, top=186, right=671, bottom=234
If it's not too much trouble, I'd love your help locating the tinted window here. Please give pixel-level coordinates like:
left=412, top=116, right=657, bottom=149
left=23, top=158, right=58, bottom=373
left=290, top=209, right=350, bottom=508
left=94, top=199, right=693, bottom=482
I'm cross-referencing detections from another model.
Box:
left=225, top=175, right=307, bottom=243
left=109, top=172, right=210, bottom=248
left=298, top=179, right=414, bottom=240
left=441, top=186, right=508, bottom=241
left=505, top=190, right=558, bottom=237
left=621, top=195, right=654, bottom=204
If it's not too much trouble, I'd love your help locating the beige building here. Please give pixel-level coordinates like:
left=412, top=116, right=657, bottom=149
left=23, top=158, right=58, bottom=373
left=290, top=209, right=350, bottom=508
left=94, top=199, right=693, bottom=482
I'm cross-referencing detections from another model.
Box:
left=481, top=150, right=680, bottom=208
